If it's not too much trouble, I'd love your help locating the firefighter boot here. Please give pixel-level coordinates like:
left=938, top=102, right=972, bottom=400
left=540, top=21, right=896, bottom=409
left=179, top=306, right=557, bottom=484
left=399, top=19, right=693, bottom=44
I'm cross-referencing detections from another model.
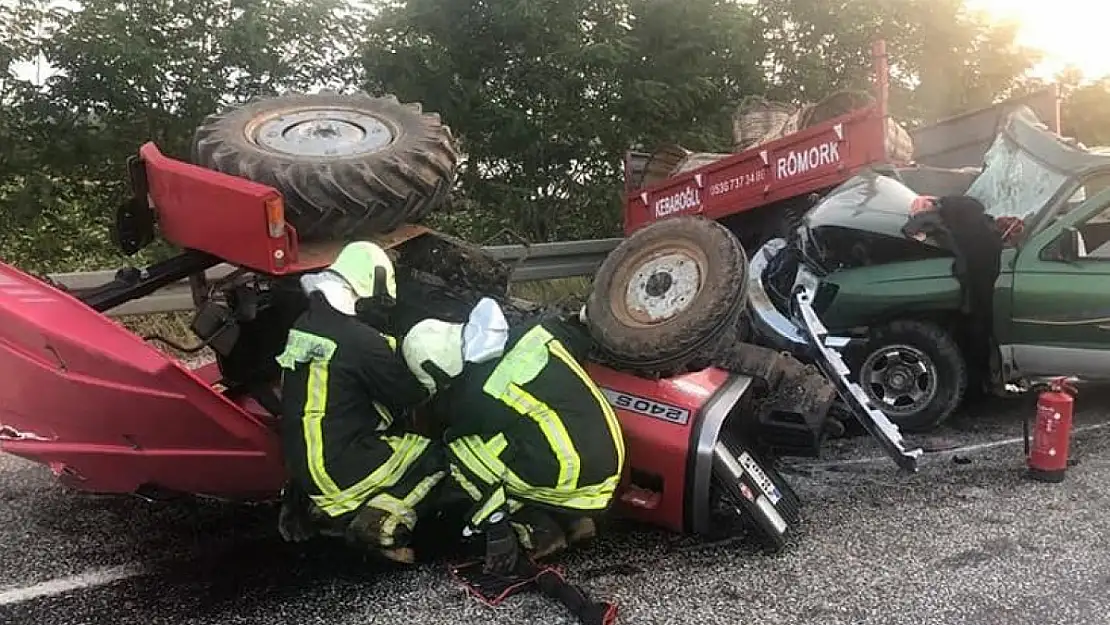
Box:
left=563, top=516, right=598, bottom=545
left=511, top=508, right=569, bottom=561
left=344, top=505, right=417, bottom=565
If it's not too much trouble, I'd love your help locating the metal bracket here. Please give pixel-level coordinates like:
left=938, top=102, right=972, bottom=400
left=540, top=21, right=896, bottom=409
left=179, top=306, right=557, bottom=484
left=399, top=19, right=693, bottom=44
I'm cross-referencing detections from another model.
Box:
left=793, top=290, right=923, bottom=472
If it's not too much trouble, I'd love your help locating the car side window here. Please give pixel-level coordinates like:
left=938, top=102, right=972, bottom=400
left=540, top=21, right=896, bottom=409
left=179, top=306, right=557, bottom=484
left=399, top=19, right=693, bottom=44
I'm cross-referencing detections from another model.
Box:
left=1078, top=201, right=1110, bottom=260
left=1041, top=175, right=1110, bottom=262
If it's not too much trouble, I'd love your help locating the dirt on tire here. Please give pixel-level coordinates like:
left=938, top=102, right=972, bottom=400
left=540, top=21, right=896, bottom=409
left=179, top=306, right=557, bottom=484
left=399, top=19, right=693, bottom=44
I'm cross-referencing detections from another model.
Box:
left=191, top=92, right=458, bottom=242
left=585, top=216, right=748, bottom=376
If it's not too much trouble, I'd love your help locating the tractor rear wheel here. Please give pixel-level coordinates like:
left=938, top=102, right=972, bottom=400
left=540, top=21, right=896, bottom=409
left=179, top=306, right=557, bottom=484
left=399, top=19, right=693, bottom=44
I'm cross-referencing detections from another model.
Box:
left=191, top=92, right=458, bottom=242
left=585, top=216, right=748, bottom=377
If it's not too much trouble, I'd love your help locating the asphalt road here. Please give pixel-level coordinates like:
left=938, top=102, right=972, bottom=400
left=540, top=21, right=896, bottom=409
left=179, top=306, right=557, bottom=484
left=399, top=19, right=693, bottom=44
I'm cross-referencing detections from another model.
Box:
left=3, top=391, right=1110, bottom=625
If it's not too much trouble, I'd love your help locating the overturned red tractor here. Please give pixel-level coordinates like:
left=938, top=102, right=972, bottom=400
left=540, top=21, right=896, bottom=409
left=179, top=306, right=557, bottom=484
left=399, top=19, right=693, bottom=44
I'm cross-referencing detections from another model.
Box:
left=0, top=92, right=865, bottom=550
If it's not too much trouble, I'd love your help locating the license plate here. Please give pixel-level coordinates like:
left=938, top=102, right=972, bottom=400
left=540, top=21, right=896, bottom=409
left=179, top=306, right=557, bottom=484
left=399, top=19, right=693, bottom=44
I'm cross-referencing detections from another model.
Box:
left=739, top=451, right=782, bottom=505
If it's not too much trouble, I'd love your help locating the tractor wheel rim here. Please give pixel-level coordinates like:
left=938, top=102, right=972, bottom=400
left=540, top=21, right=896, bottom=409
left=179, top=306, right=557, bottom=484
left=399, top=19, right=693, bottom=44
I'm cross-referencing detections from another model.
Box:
left=622, top=251, right=702, bottom=325
left=253, top=109, right=394, bottom=157
left=860, top=344, right=939, bottom=415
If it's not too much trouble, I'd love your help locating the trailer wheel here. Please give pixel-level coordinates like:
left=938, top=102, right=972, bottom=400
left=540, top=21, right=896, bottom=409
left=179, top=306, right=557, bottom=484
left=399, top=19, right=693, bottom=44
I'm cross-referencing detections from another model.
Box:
left=192, top=92, right=458, bottom=242
left=586, top=217, right=748, bottom=376
left=849, top=319, right=968, bottom=433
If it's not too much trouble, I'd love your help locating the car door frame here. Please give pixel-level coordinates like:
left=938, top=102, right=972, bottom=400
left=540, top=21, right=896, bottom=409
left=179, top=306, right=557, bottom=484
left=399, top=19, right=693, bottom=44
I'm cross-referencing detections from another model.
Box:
left=1003, top=184, right=1110, bottom=380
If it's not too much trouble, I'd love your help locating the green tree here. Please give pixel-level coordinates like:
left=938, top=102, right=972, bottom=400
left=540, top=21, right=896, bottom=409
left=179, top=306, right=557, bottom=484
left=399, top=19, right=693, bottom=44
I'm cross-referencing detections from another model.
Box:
left=755, top=0, right=1043, bottom=124
left=1062, top=78, right=1110, bottom=148
left=362, top=0, right=765, bottom=242
left=0, top=0, right=1069, bottom=273
left=0, top=0, right=361, bottom=271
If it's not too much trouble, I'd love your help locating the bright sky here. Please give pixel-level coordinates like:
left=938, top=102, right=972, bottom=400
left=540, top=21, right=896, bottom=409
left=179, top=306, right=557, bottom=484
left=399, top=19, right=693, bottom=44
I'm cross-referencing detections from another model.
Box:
left=969, top=0, right=1110, bottom=79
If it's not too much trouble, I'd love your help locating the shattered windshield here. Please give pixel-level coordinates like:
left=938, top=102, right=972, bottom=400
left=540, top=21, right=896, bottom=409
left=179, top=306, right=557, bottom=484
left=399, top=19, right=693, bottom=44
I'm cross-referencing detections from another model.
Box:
left=964, top=132, right=1070, bottom=221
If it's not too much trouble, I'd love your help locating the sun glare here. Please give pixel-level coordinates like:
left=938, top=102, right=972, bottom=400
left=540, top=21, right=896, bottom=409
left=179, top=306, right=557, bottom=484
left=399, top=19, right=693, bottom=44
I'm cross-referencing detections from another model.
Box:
left=967, top=0, right=1110, bottom=80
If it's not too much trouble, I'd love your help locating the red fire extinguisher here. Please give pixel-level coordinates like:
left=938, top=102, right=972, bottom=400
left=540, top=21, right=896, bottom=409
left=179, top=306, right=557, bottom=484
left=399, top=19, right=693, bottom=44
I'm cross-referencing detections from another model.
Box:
left=1024, top=377, right=1078, bottom=483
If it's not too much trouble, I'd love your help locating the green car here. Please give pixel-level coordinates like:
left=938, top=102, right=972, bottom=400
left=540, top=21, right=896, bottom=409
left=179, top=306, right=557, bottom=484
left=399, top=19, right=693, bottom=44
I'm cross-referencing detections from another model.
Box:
left=749, top=107, right=1110, bottom=432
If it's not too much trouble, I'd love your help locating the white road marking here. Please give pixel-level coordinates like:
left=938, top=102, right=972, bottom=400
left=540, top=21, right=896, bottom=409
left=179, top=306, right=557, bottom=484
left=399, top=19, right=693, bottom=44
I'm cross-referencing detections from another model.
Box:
left=800, top=421, right=1110, bottom=470
left=0, top=564, right=146, bottom=606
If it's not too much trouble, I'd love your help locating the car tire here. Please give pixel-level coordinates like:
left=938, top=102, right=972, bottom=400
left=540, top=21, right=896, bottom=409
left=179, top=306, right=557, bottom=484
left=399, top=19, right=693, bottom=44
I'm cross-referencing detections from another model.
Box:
left=585, top=216, right=748, bottom=377
left=849, top=319, right=968, bottom=433
left=191, top=92, right=458, bottom=242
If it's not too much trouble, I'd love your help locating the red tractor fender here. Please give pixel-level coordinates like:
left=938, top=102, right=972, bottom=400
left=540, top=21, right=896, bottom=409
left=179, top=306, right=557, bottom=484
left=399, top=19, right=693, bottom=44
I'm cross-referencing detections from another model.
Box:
left=587, top=364, right=754, bottom=534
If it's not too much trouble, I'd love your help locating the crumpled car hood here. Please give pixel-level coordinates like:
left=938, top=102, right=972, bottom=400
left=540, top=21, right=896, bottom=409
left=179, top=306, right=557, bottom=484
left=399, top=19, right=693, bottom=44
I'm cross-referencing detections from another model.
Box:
left=803, top=172, right=926, bottom=242
left=799, top=172, right=955, bottom=270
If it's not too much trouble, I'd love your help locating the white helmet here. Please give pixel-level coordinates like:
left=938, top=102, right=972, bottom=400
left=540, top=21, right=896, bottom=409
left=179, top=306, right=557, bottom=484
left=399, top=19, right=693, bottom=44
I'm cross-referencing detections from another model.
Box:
left=402, top=318, right=465, bottom=395
left=328, top=241, right=397, bottom=300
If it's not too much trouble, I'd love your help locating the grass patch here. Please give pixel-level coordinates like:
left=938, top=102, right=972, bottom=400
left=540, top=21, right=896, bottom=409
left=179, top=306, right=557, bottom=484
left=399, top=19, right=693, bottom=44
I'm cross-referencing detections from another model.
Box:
left=509, top=276, right=592, bottom=306
left=115, top=311, right=211, bottom=362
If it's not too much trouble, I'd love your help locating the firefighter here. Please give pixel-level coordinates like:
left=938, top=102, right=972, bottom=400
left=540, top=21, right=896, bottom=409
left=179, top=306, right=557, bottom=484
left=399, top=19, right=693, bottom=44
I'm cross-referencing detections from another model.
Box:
left=275, top=241, right=446, bottom=564
left=400, top=299, right=626, bottom=574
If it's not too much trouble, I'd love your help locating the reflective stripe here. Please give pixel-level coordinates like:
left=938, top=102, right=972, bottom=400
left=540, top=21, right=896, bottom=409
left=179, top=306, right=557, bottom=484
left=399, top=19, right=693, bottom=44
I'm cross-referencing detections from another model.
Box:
left=547, top=340, right=626, bottom=472
left=482, top=325, right=581, bottom=489
left=304, top=358, right=341, bottom=496
left=311, top=433, right=430, bottom=516
left=482, top=326, right=551, bottom=395
left=448, top=435, right=617, bottom=511
left=450, top=464, right=484, bottom=501
left=372, top=403, right=394, bottom=430
left=374, top=469, right=447, bottom=544
left=471, top=484, right=507, bottom=526
left=501, top=385, right=580, bottom=489
left=451, top=436, right=501, bottom=484
left=488, top=433, right=508, bottom=459
left=275, top=330, right=343, bottom=498
left=373, top=333, right=399, bottom=430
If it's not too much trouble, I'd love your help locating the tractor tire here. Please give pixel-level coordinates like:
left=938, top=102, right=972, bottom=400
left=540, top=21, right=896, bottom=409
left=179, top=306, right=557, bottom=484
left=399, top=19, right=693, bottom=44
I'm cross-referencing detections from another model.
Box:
left=585, top=216, right=748, bottom=377
left=847, top=319, right=968, bottom=433
left=191, top=92, right=458, bottom=242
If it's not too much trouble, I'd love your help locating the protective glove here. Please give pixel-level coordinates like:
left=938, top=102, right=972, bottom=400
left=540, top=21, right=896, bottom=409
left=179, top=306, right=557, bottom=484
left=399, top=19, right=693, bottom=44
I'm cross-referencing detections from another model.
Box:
left=482, top=510, right=520, bottom=575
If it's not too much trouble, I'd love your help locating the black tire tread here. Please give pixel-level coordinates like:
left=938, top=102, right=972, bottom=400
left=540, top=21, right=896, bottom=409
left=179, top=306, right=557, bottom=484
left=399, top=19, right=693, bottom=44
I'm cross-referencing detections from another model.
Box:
left=586, top=217, right=748, bottom=377
left=191, top=92, right=459, bottom=242
left=853, top=319, right=968, bottom=433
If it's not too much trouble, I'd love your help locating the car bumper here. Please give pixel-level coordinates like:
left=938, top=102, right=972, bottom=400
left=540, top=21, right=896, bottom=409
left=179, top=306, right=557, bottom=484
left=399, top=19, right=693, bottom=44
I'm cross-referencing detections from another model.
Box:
left=747, top=238, right=810, bottom=352
left=747, top=239, right=923, bottom=472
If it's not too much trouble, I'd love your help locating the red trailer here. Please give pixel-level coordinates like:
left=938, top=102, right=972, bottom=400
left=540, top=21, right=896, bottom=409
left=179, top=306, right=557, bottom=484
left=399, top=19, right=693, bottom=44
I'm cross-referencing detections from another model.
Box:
left=622, top=42, right=900, bottom=241
left=618, top=41, right=1061, bottom=245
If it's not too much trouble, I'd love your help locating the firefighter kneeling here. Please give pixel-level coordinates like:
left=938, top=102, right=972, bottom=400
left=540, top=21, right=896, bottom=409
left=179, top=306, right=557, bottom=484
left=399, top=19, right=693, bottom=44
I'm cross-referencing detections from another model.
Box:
left=401, top=299, right=626, bottom=574
left=275, top=241, right=446, bottom=564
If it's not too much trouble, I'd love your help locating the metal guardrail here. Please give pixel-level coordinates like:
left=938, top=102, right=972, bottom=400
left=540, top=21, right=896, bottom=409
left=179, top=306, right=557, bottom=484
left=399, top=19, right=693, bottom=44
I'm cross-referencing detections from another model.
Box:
left=44, top=238, right=622, bottom=317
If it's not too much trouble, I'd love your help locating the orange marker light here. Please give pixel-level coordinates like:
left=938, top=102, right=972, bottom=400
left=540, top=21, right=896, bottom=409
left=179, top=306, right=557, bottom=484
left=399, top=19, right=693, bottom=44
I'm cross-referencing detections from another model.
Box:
left=265, top=196, right=285, bottom=239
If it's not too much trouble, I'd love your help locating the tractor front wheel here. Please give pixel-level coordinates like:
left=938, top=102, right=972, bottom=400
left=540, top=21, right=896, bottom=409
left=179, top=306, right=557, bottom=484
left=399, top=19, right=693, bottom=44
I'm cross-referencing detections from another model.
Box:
left=585, top=216, right=748, bottom=377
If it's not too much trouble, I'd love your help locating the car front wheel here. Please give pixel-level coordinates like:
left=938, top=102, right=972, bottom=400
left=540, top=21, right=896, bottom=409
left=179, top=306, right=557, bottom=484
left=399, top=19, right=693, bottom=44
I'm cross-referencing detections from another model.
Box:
left=850, top=319, right=968, bottom=433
